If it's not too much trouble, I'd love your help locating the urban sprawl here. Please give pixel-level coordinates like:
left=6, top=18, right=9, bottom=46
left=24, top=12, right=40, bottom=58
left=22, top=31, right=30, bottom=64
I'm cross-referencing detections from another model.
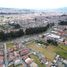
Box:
left=0, top=12, right=67, bottom=67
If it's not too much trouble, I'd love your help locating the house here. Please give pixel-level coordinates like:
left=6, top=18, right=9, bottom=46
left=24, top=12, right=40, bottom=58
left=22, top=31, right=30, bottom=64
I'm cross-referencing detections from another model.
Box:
left=64, top=41, right=67, bottom=45
left=62, top=60, right=67, bottom=64
left=25, top=58, right=33, bottom=64
left=51, top=31, right=58, bottom=34
left=8, top=48, right=14, bottom=53
left=22, top=55, right=28, bottom=60
left=0, top=64, right=5, bottom=67
left=40, top=57, right=46, bottom=64
left=30, top=62, right=38, bottom=67
left=47, top=34, right=60, bottom=39
left=13, top=51, right=19, bottom=57
left=14, top=59, right=22, bottom=66
left=0, top=55, right=4, bottom=67
left=45, top=33, right=61, bottom=41
left=55, top=55, right=60, bottom=60
left=8, top=52, right=15, bottom=63
left=20, top=48, right=29, bottom=56
left=0, top=51, right=4, bottom=56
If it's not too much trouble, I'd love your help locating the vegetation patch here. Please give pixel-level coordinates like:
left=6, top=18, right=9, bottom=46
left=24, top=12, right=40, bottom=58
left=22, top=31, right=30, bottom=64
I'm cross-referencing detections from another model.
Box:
left=26, top=41, right=67, bottom=60
left=30, top=54, right=46, bottom=67
left=6, top=42, right=14, bottom=49
left=26, top=41, right=56, bottom=61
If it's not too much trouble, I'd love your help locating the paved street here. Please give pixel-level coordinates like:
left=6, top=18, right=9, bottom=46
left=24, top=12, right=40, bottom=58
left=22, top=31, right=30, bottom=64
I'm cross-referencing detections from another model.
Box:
left=4, top=43, right=8, bottom=67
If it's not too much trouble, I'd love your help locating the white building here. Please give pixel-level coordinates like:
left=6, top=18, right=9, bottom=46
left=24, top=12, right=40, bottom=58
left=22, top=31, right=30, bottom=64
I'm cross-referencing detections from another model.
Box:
left=47, top=34, right=60, bottom=39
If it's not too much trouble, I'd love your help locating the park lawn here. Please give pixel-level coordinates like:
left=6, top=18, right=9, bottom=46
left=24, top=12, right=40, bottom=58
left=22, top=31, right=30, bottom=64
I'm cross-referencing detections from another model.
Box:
left=58, top=44, right=67, bottom=51
left=56, top=51, right=67, bottom=59
left=54, top=46, right=67, bottom=59
left=15, top=64, right=24, bottom=67
left=47, top=44, right=67, bottom=59
left=6, top=42, right=15, bottom=49
left=26, top=41, right=67, bottom=60
left=30, top=54, right=46, bottom=67
left=26, top=41, right=56, bottom=61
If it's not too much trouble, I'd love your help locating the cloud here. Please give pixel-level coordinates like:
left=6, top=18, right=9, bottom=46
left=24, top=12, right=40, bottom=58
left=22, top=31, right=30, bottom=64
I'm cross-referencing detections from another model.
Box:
left=0, top=0, right=67, bottom=9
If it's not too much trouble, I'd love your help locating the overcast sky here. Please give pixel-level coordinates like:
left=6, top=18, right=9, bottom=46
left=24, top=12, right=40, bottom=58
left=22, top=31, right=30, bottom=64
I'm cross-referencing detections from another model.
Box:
left=0, top=0, right=67, bottom=9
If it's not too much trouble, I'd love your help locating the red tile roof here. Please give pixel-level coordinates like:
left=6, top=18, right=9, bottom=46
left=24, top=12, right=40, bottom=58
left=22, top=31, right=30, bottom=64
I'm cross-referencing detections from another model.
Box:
left=64, top=41, right=67, bottom=45
left=20, top=48, right=29, bottom=55
left=0, top=56, right=4, bottom=64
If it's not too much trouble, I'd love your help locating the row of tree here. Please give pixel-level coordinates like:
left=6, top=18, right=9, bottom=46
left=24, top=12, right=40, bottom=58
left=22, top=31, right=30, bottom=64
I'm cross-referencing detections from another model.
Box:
left=35, top=39, right=58, bottom=47
left=0, top=23, right=53, bottom=41
left=58, top=21, right=67, bottom=25
left=0, top=29, right=24, bottom=41
left=47, top=39, right=58, bottom=46
left=25, top=24, right=49, bottom=35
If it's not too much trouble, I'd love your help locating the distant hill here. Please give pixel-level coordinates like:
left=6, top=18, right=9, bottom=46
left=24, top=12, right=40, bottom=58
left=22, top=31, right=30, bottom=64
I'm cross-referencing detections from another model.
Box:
left=56, top=7, right=67, bottom=12
left=0, top=7, right=67, bottom=14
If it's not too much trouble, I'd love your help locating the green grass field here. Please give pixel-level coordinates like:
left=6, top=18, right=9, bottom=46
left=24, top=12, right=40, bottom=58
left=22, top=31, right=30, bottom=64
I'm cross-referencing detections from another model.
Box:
left=55, top=45, right=67, bottom=59
left=26, top=41, right=67, bottom=61
left=26, top=41, right=56, bottom=61
left=6, top=42, right=15, bottom=49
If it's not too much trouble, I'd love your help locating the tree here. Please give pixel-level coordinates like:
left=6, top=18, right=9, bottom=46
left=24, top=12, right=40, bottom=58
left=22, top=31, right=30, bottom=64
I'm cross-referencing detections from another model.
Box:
left=47, top=39, right=58, bottom=46
left=0, top=31, right=5, bottom=41
left=58, top=21, right=67, bottom=25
